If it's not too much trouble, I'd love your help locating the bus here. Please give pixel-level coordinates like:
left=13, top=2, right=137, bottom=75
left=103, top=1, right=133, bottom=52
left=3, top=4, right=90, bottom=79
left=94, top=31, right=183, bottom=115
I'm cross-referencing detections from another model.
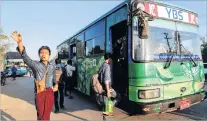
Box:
left=57, top=0, right=206, bottom=114
left=5, top=52, right=28, bottom=76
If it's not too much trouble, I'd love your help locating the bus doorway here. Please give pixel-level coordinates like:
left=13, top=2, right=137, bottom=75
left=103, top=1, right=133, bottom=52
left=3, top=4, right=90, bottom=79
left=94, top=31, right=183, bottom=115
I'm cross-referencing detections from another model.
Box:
left=110, top=20, right=128, bottom=96
left=70, top=43, right=77, bottom=88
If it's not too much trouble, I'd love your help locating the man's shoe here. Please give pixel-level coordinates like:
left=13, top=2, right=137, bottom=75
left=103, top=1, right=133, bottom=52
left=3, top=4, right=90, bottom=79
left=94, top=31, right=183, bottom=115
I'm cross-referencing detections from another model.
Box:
left=68, top=96, right=73, bottom=99
left=60, top=105, right=65, bottom=109
left=54, top=109, right=59, bottom=114
left=103, top=112, right=113, bottom=116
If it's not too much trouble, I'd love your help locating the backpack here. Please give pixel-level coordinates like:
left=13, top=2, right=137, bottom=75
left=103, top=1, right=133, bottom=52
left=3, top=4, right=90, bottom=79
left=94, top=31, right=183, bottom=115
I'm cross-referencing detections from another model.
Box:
left=91, top=74, right=104, bottom=94
left=65, top=65, right=73, bottom=78
left=62, top=65, right=68, bottom=79
left=55, top=65, right=66, bottom=85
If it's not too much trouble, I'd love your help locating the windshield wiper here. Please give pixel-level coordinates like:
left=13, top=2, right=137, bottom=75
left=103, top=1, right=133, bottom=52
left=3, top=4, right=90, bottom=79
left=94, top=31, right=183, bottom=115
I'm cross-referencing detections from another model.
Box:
left=163, top=32, right=174, bottom=69
left=164, top=53, right=174, bottom=69
left=180, top=44, right=197, bottom=67
left=176, top=31, right=197, bottom=67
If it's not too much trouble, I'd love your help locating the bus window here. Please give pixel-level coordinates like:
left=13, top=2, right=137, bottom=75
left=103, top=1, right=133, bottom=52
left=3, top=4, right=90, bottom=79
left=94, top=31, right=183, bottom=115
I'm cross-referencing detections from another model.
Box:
left=58, top=41, right=69, bottom=59
left=86, top=39, right=93, bottom=56
left=76, top=33, right=84, bottom=57
left=85, top=21, right=105, bottom=56
left=94, top=35, right=105, bottom=54
left=85, top=21, right=105, bottom=40
left=85, top=34, right=105, bottom=56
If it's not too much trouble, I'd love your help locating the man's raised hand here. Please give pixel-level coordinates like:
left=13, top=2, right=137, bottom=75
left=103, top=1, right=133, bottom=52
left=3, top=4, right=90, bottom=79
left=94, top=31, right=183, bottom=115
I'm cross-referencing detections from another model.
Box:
left=11, top=31, right=22, bottom=43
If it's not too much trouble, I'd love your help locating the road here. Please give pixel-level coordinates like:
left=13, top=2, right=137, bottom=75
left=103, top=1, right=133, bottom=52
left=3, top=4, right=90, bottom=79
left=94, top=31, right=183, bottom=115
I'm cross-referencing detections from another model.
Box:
left=1, top=76, right=207, bottom=120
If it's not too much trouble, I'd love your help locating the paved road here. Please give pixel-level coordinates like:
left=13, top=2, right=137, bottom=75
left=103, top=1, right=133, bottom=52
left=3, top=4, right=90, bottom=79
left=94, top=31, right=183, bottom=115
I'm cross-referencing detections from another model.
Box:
left=1, top=76, right=207, bottom=120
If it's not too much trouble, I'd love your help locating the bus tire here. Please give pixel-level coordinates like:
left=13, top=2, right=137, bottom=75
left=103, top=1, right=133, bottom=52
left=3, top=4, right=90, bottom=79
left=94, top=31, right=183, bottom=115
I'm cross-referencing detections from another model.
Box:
left=123, top=99, right=138, bottom=116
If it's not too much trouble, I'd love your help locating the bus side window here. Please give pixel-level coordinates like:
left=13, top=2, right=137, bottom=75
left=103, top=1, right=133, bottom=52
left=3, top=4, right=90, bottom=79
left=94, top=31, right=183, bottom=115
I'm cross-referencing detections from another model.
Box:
left=76, top=33, right=85, bottom=58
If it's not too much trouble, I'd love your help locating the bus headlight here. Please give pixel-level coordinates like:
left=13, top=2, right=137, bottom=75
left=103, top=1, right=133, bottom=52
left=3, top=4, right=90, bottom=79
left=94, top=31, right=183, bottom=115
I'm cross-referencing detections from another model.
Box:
left=138, top=89, right=160, bottom=99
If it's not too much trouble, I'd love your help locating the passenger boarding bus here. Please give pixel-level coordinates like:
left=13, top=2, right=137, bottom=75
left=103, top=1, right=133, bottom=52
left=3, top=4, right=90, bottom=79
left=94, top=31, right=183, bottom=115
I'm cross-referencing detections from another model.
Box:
left=57, top=0, right=206, bottom=114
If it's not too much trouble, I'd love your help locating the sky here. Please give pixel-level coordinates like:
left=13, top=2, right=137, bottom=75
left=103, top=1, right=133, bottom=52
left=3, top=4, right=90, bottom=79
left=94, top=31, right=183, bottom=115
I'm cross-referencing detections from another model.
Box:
left=1, top=0, right=206, bottom=60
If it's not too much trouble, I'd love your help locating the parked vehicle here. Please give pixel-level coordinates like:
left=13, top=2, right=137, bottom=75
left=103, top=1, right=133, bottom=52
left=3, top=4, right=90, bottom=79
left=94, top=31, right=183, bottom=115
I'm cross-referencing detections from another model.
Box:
left=1, top=71, right=8, bottom=86
left=57, top=0, right=206, bottom=115
left=6, top=66, right=28, bottom=77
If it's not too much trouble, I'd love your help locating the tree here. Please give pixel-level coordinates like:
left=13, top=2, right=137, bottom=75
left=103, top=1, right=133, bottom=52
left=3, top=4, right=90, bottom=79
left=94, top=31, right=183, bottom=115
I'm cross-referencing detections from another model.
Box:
left=201, top=36, right=207, bottom=54
left=0, top=28, right=10, bottom=71
left=200, top=36, right=207, bottom=62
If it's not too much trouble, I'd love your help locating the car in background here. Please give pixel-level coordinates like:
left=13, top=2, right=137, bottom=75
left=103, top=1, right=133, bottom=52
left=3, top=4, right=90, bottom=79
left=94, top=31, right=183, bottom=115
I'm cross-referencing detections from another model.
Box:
left=6, top=66, right=28, bottom=77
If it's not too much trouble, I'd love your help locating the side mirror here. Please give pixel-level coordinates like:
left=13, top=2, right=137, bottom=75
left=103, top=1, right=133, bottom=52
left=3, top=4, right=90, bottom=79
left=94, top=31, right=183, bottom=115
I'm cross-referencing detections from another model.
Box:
left=138, top=17, right=149, bottom=39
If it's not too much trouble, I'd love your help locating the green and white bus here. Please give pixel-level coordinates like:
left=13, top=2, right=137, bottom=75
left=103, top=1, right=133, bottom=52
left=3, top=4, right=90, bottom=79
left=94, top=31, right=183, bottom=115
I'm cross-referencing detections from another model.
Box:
left=57, top=0, right=206, bottom=114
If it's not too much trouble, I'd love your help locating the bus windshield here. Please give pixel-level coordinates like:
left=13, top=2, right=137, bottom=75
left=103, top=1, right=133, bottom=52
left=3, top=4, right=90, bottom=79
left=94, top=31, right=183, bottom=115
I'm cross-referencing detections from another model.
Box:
left=132, top=18, right=201, bottom=61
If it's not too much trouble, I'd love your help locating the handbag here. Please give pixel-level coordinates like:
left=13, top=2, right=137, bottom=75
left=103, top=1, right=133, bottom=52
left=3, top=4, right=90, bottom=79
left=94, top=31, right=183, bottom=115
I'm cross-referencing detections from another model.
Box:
left=35, top=65, right=49, bottom=94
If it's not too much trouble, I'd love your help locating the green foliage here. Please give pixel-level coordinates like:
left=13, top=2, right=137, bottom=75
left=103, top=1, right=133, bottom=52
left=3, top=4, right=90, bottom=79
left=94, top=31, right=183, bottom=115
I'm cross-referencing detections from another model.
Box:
left=0, top=28, right=9, bottom=70
left=201, top=37, right=207, bottom=56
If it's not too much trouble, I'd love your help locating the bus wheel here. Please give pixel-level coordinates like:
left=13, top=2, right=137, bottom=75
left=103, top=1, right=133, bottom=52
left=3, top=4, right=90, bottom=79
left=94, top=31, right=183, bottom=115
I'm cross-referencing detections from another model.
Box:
left=126, top=100, right=138, bottom=116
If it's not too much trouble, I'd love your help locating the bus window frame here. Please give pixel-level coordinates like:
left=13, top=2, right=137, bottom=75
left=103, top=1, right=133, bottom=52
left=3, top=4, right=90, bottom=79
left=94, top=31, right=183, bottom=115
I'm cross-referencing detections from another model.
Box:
left=85, top=33, right=105, bottom=57
left=75, top=32, right=85, bottom=59
left=57, top=40, right=69, bottom=59
left=85, top=20, right=106, bottom=57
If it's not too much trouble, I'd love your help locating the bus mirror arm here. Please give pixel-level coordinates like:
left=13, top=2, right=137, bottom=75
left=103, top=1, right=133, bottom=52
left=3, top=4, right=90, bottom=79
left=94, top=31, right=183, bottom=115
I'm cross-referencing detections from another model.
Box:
left=142, top=10, right=155, bottom=21
left=132, top=8, right=155, bottom=21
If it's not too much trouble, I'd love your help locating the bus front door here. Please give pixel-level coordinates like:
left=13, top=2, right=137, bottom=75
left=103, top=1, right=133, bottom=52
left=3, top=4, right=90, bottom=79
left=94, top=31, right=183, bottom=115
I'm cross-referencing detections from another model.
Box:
left=70, top=44, right=77, bottom=88
left=110, top=20, right=128, bottom=96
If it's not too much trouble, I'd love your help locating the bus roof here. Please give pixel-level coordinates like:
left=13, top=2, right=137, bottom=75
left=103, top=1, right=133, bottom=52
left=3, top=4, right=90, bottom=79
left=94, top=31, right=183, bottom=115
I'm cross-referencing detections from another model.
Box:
left=5, top=52, right=22, bottom=59
left=57, top=0, right=127, bottom=48
left=57, top=0, right=198, bottom=48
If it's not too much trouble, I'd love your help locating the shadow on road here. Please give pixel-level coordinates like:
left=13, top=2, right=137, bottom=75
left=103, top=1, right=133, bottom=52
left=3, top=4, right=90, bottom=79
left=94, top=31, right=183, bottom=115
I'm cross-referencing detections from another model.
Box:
left=168, top=100, right=207, bottom=120
left=63, top=112, right=89, bottom=121
left=53, top=89, right=100, bottom=120
left=1, top=110, right=16, bottom=121
left=1, top=76, right=100, bottom=120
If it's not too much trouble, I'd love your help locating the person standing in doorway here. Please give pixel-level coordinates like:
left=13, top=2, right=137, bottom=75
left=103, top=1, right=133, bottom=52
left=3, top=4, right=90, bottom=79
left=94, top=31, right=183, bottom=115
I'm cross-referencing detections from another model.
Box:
left=11, top=65, right=17, bottom=80
left=65, top=59, right=76, bottom=99
left=11, top=31, right=58, bottom=120
left=71, top=53, right=77, bottom=66
left=71, top=53, right=77, bottom=91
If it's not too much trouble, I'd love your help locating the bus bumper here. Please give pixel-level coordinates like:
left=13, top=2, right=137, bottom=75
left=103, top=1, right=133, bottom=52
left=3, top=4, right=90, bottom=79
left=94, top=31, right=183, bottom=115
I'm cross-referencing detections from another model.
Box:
left=135, top=92, right=206, bottom=114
